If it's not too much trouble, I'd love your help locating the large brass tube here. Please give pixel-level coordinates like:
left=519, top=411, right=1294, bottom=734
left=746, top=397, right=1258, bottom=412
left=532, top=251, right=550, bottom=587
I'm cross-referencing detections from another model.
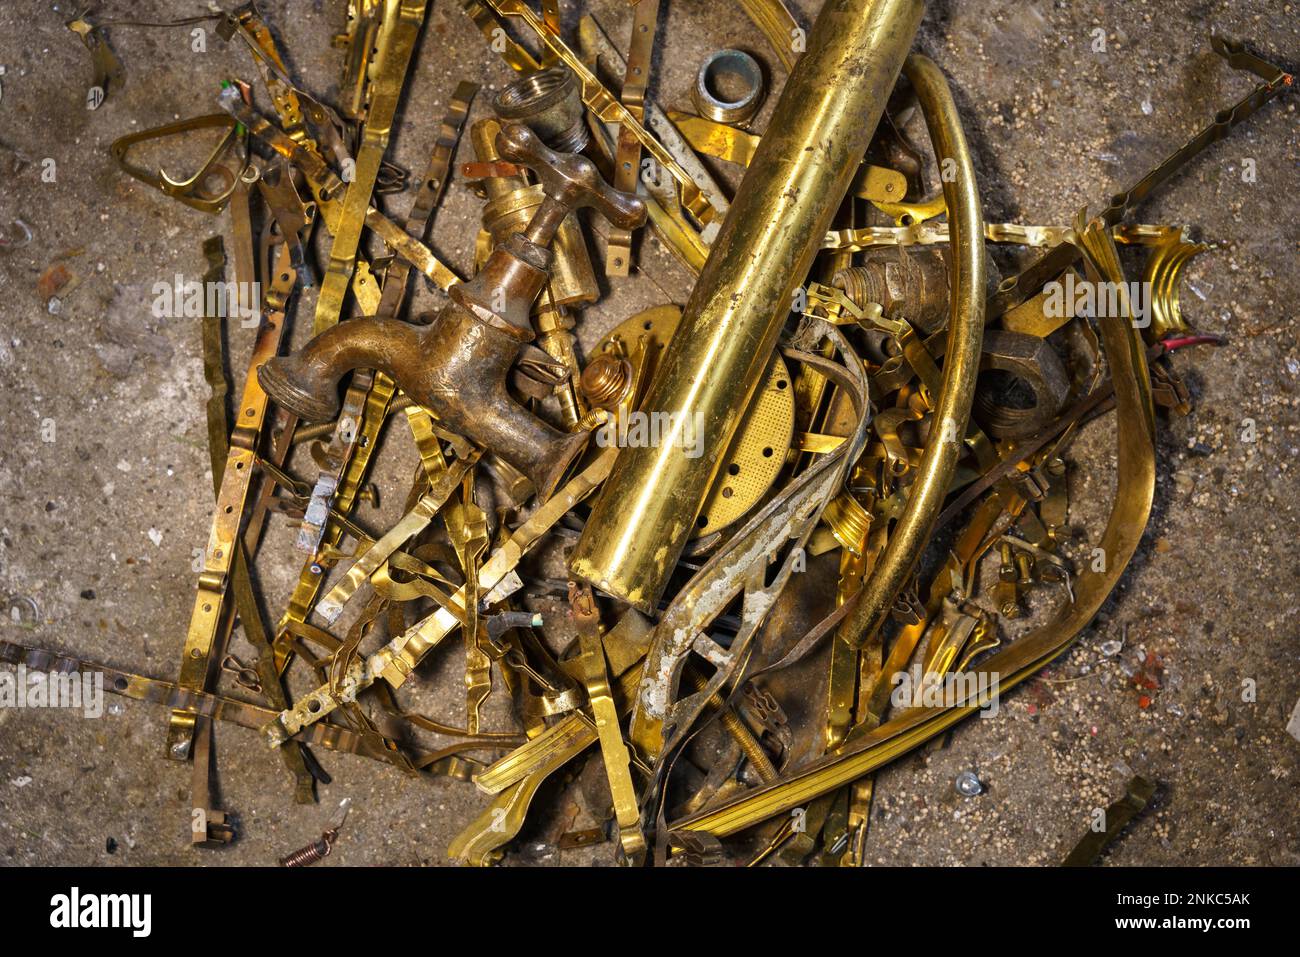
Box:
left=837, top=53, right=986, bottom=649
left=570, top=0, right=925, bottom=610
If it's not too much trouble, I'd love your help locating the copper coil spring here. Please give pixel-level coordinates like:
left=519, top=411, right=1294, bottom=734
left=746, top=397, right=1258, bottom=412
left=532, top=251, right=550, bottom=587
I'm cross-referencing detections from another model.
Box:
left=579, top=354, right=633, bottom=409
left=279, top=828, right=338, bottom=867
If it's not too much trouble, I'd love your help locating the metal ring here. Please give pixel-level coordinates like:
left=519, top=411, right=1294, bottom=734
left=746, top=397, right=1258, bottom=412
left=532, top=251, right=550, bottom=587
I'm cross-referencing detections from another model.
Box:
left=494, top=68, right=589, bottom=153
left=692, top=50, right=765, bottom=125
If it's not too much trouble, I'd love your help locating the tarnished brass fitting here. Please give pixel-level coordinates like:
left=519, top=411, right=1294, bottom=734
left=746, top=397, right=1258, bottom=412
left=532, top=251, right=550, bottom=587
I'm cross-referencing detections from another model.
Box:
left=579, top=354, right=633, bottom=410
left=472, top=117, right=599, bottom=429
left=494, top=68, right=589, bottom=154
left=259, top=124, right=645, bottom=501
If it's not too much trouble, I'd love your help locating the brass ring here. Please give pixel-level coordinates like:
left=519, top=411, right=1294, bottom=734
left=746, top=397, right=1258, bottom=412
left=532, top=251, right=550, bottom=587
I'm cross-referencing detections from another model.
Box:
left=691, top=50, right=764, bottom=126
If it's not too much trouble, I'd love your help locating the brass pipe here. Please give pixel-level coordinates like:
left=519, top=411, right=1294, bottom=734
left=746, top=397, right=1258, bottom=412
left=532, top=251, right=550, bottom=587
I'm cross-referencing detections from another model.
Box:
left=838, top=53, right=986, bottom=649
left=569, top=0, right=924, bottom=610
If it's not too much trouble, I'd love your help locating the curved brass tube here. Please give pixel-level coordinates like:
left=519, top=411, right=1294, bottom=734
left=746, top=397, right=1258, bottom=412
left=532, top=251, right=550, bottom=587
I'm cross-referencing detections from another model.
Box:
left=839, top=54, right=987, bottom=650
left=737, top=0, right=802, bottom=73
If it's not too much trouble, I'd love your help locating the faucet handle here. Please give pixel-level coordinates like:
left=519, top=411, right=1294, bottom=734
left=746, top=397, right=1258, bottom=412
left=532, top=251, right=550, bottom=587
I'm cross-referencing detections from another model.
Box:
left=496, top=123, right=646, bottom=231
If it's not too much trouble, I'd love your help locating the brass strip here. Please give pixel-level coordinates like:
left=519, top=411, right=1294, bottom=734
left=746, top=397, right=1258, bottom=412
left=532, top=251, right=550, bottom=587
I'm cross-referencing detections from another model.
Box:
left=315, top=0, right=429, bottom=333
left=571, top=582, right=646, bottom=864
left=165, top=239, right=296, bottom=761
left=606, top=0, right=659, bottom=277
left=736, top=0, right=802, bottom=73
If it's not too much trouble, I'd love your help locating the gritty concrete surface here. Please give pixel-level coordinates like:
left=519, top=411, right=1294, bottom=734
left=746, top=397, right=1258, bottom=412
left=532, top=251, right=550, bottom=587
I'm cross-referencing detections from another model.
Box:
left=0, top=0, right=1296, bottom=867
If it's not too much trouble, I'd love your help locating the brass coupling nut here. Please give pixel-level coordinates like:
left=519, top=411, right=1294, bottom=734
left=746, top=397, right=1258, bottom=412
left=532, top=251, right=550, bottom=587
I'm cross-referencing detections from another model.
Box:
left=494, top=68, right=590, bottom=154
left=691, top=49, right=765, bottom=126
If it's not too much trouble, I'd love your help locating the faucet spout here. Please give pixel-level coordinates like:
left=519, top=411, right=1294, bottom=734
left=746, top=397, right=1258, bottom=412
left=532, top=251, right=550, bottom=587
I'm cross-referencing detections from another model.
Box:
left=259, top=316, right=422, bottom=423
left=258, top=300, right=588, bottom=501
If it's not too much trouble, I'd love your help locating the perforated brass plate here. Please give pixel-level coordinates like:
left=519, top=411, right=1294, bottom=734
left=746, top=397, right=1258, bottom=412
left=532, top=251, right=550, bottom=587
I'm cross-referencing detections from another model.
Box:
left=596, top=305, right=795, bottom=538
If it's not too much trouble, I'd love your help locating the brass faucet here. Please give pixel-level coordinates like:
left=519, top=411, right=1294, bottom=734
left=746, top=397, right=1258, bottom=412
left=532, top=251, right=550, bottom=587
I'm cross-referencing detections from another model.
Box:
left=259, top=124, right=645, bottom=501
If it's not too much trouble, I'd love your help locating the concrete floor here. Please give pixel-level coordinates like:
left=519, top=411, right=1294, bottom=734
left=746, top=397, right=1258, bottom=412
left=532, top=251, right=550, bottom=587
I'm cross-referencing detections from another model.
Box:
left=0, top=0, right=1296, bottom=866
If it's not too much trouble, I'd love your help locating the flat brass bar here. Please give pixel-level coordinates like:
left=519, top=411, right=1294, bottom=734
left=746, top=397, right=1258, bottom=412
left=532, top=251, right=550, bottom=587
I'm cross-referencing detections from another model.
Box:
left=165, top=242, right=296, bottom=759
left=314, top=0, right=428, bottom=333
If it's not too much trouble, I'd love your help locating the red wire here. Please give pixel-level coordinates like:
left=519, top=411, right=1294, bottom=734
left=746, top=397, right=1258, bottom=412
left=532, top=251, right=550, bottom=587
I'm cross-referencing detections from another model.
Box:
left=1161, top=334, right=1226, bottom=351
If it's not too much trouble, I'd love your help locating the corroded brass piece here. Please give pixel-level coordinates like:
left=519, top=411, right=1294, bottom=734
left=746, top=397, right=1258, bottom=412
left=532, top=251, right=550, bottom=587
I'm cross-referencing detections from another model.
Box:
left=494, top=68, right=590, bottom=153
left=259, top=125, right=644, bottom=501
left=833, top=249, right=952, bottom=336
left=579, top=354, right=633, bottom=410
left=692, top=49, right=765, bottom=126
left=570, top=0, right=924, bottom=610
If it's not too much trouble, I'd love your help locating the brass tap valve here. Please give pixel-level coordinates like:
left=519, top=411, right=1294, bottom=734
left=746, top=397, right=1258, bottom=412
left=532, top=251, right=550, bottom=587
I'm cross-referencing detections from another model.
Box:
left=258, top=123, right=645, bottom=501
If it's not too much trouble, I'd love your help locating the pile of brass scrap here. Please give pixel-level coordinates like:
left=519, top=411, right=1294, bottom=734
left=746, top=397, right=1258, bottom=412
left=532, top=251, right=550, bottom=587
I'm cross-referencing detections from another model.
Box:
left=16, top=1, right=1290, bottom=866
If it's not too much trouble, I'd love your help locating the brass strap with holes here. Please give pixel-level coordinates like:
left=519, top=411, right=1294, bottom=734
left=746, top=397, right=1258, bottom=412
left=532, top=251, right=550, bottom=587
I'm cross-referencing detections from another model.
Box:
left=606, top=0, right=658, bottom=277
left=0, top=639, right=502, bottom=772
left=577, top=14, right=730, bottom=226
left=198, top=229, right=316, bottom=803
left=314, top=0, right=429, bottom=333
left=229, top=5, right=317, bottom=151
left=443, top=475, right=491, bottom=733
left=165, top=230, right=297, bottom=761
left=376, top=80, right=478, bottom=319
left=336, top=0, right=384, bottom=120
